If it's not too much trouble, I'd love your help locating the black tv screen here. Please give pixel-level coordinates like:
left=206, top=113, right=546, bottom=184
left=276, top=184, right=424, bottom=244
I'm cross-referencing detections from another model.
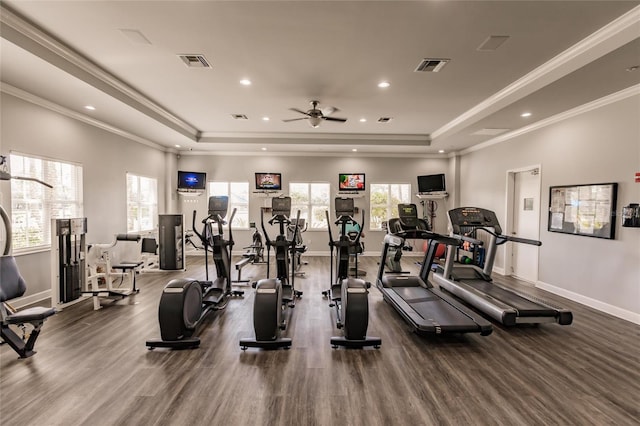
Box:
left=255, top=173, right=282, bottom=191
left=178, top=171, right=206, bottom=190
left=417, top=174, right=446, bottom=193
left=339, top=173, right=365, bottom=191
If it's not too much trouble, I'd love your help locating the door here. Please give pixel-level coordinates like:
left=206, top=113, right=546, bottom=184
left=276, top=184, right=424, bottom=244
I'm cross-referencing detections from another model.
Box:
left=511, top=169, right=540, bottom=283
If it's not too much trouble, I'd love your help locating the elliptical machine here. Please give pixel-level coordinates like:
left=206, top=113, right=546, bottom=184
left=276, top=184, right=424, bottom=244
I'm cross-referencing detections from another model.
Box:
left=287, top=218, right=308, bottom=276
left=322, top=198, right=380, bottom=349
left=146, top=196, right=243, bottom=350
left=239, top=196, right=302, bottom=350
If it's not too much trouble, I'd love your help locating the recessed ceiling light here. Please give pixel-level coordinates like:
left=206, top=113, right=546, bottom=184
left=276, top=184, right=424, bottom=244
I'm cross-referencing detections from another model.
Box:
left=438, top=150, right=445, bottom=153
left=240, top=79, right=251, bottom=86
left=352, top=149, right=358, bottom=152
left=84, top=105, right=95, bottom=110
left=359, top=118, right=367, bottom=122
left=175, top=144, right=181, bottom=148
left=261, top=147, right=267, bottom=151
left=378, top=81, right=390, bottom=88
left=521, top=112, right=532, bottom=117
left=262, top=117, right=270, bottom=121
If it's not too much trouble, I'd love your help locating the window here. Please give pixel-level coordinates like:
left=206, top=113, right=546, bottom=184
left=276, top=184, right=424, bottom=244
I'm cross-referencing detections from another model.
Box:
left=289, top=182, right=330, bottom=229
left=370, top=183, right=412, bottom=230
left=126, top=173, right=157, bottom=233
left=9, top=153, right=83, bottom=252
left=209, top=181, right=249, bottom=228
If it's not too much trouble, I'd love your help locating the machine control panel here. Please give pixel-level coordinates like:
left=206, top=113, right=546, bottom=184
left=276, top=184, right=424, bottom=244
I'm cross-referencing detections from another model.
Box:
left=448, top=207, right=502, bottom=235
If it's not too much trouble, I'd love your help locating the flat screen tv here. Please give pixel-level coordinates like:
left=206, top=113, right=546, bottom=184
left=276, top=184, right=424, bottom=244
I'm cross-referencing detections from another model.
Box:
left=417, top=173, right=446, bottom=193
left=178, top=171, right=206, bottom=191
left=255, top=172, right=282, bottom=191
left=339, top=173, right=365, bottom=191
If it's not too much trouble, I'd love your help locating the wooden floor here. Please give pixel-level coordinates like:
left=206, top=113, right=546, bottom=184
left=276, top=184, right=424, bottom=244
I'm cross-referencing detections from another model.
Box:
left=1, top=254, right=639, bottom=426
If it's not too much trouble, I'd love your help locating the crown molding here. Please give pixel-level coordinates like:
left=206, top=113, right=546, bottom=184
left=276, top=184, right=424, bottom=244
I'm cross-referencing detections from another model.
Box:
left=1, top=82, right=168, bottom=152
left=459, top=84, right=640, bottom=156
left=431, top=5, right=640, bottom=143
left=0, top=3, right=199, bottom=141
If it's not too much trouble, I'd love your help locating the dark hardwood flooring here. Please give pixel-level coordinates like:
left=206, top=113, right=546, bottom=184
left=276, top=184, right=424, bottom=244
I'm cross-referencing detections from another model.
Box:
left=1, top=254, right=638, bottom=425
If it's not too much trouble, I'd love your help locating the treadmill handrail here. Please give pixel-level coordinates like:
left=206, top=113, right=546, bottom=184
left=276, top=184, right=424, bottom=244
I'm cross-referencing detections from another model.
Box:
left=475, top=227, right=542, bottom=247
left=388, top=229, right=460, bottom=247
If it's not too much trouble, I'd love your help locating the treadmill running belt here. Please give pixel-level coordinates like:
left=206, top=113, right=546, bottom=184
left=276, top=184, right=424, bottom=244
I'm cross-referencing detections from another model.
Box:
left=469, top=280, right=557, bottom=316
left=391, top=287, right=479, bottom=327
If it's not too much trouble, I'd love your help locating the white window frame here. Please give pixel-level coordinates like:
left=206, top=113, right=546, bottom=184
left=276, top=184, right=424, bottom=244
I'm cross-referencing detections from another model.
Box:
left=126, top=173, right=158, bottom=233
left=208, top=181, right=250, bottom=229
left=9, top=152, right=83, bottom=253
left=369, top=183, right=412, bottom=230
left=289, top=182, right=330, bottom=230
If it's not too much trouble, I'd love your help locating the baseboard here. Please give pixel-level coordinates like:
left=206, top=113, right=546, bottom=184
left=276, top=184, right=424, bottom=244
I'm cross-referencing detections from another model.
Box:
left=536, top=280, right=640, bottom=325
left=11, top=289, right=52, bottom=309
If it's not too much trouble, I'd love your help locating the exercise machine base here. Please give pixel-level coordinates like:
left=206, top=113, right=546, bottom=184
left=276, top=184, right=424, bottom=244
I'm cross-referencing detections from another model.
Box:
left=146, top=337, right=201, bottom=350
left=239, top=337, right=292, bottom=350
left=330, top=336, right=381, bottom=349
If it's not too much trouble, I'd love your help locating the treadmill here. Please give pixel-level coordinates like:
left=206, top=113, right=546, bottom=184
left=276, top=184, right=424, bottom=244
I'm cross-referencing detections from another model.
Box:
left=431, top=207, right=573, bottom=326
left=376, top=204, right=493, bottom=336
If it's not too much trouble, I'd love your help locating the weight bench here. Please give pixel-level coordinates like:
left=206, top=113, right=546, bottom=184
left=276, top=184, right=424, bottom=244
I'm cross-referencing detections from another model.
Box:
left=1, top=256, right=56, bottom=358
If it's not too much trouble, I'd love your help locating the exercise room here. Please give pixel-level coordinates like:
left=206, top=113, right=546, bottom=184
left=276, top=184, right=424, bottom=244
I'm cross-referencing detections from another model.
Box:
left=1, top=2, right=639, bottom=425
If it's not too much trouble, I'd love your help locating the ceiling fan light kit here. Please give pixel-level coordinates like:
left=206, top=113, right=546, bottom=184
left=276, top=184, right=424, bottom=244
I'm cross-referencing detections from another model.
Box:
left=283, top=100, right=347, bottom=128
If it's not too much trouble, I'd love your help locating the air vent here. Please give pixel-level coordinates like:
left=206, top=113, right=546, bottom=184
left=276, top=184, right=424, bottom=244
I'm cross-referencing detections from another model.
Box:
left=178, top=54, right=212, bottom=68
left=377, top=117, right=392, bottom=123
left=231, top=114, right=248, bottom=120
left=414, top=58, right=450, bottom=73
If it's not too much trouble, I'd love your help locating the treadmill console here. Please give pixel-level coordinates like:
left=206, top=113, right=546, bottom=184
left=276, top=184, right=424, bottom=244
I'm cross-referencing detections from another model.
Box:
left=448, top=207, right=502, bottom=235
left=398, top=203, right=422, bottom=229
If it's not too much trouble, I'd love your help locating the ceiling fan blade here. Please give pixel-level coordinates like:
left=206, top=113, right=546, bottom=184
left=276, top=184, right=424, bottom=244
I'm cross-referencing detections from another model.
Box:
left=283, top=117, right=308, bottom=122
left=322, top=106, right=339, bottom=116
left=289, top=108, right=310, bottom=116
left=323, top=116, right=347, bottom=122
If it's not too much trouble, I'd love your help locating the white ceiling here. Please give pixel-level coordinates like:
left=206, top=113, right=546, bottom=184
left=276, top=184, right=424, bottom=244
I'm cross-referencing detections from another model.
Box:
left=1, top=1, right=639, bottom=157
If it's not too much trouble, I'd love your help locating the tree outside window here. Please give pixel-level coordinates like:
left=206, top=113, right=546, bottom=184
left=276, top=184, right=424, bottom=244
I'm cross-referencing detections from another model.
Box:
left=370, top=183, right=412, bottom=230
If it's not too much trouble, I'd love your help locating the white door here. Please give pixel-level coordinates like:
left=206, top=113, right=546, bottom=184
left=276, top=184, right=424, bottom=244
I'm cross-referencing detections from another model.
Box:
left=511, top=169, right=540, bottom=283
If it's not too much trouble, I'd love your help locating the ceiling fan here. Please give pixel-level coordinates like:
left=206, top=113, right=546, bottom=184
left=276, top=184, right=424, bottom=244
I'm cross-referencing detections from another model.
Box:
left=283, top=100, right=347, bottom=128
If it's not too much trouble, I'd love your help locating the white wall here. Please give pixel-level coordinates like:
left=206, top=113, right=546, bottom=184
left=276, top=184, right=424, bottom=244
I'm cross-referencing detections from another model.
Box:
left=177, top=154, right=451, bottom=254
left=0, top=93, right=169, bottom=297
left=459, top=94, right=640, bottom=319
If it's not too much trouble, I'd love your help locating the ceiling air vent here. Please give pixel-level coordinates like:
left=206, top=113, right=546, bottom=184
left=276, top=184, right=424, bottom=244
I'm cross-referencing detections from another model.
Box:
left=178, top=54, right=212, bottom=68
left=231, top=114, right=248, bottom=120
left=414, top=58, right=450, bottom=73
left=377, top=117, right=392, bottom=123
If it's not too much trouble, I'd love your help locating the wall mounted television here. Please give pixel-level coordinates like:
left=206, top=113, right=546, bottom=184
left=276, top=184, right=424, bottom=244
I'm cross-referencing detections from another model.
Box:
left=178, top=171, right=206, bottom=191
left=338, top=173, right=366, bottom=191
left=255, top=173, right=282, bottom=191
left=417, top=173, right=446, bottom=193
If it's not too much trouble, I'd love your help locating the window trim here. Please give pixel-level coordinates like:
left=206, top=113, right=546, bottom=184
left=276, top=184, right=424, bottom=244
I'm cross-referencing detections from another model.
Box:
left=126, top=172, right=158, bottom=233
left=289, top=182, right=331, bottom=230
left=9, top=151, right=84, bottom=254
left=208, top=181, right=250, bottom=229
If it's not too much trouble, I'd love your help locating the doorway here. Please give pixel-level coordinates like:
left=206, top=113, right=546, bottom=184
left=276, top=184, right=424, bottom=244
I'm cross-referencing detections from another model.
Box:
left=505, top=166, right=541, bottom=284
